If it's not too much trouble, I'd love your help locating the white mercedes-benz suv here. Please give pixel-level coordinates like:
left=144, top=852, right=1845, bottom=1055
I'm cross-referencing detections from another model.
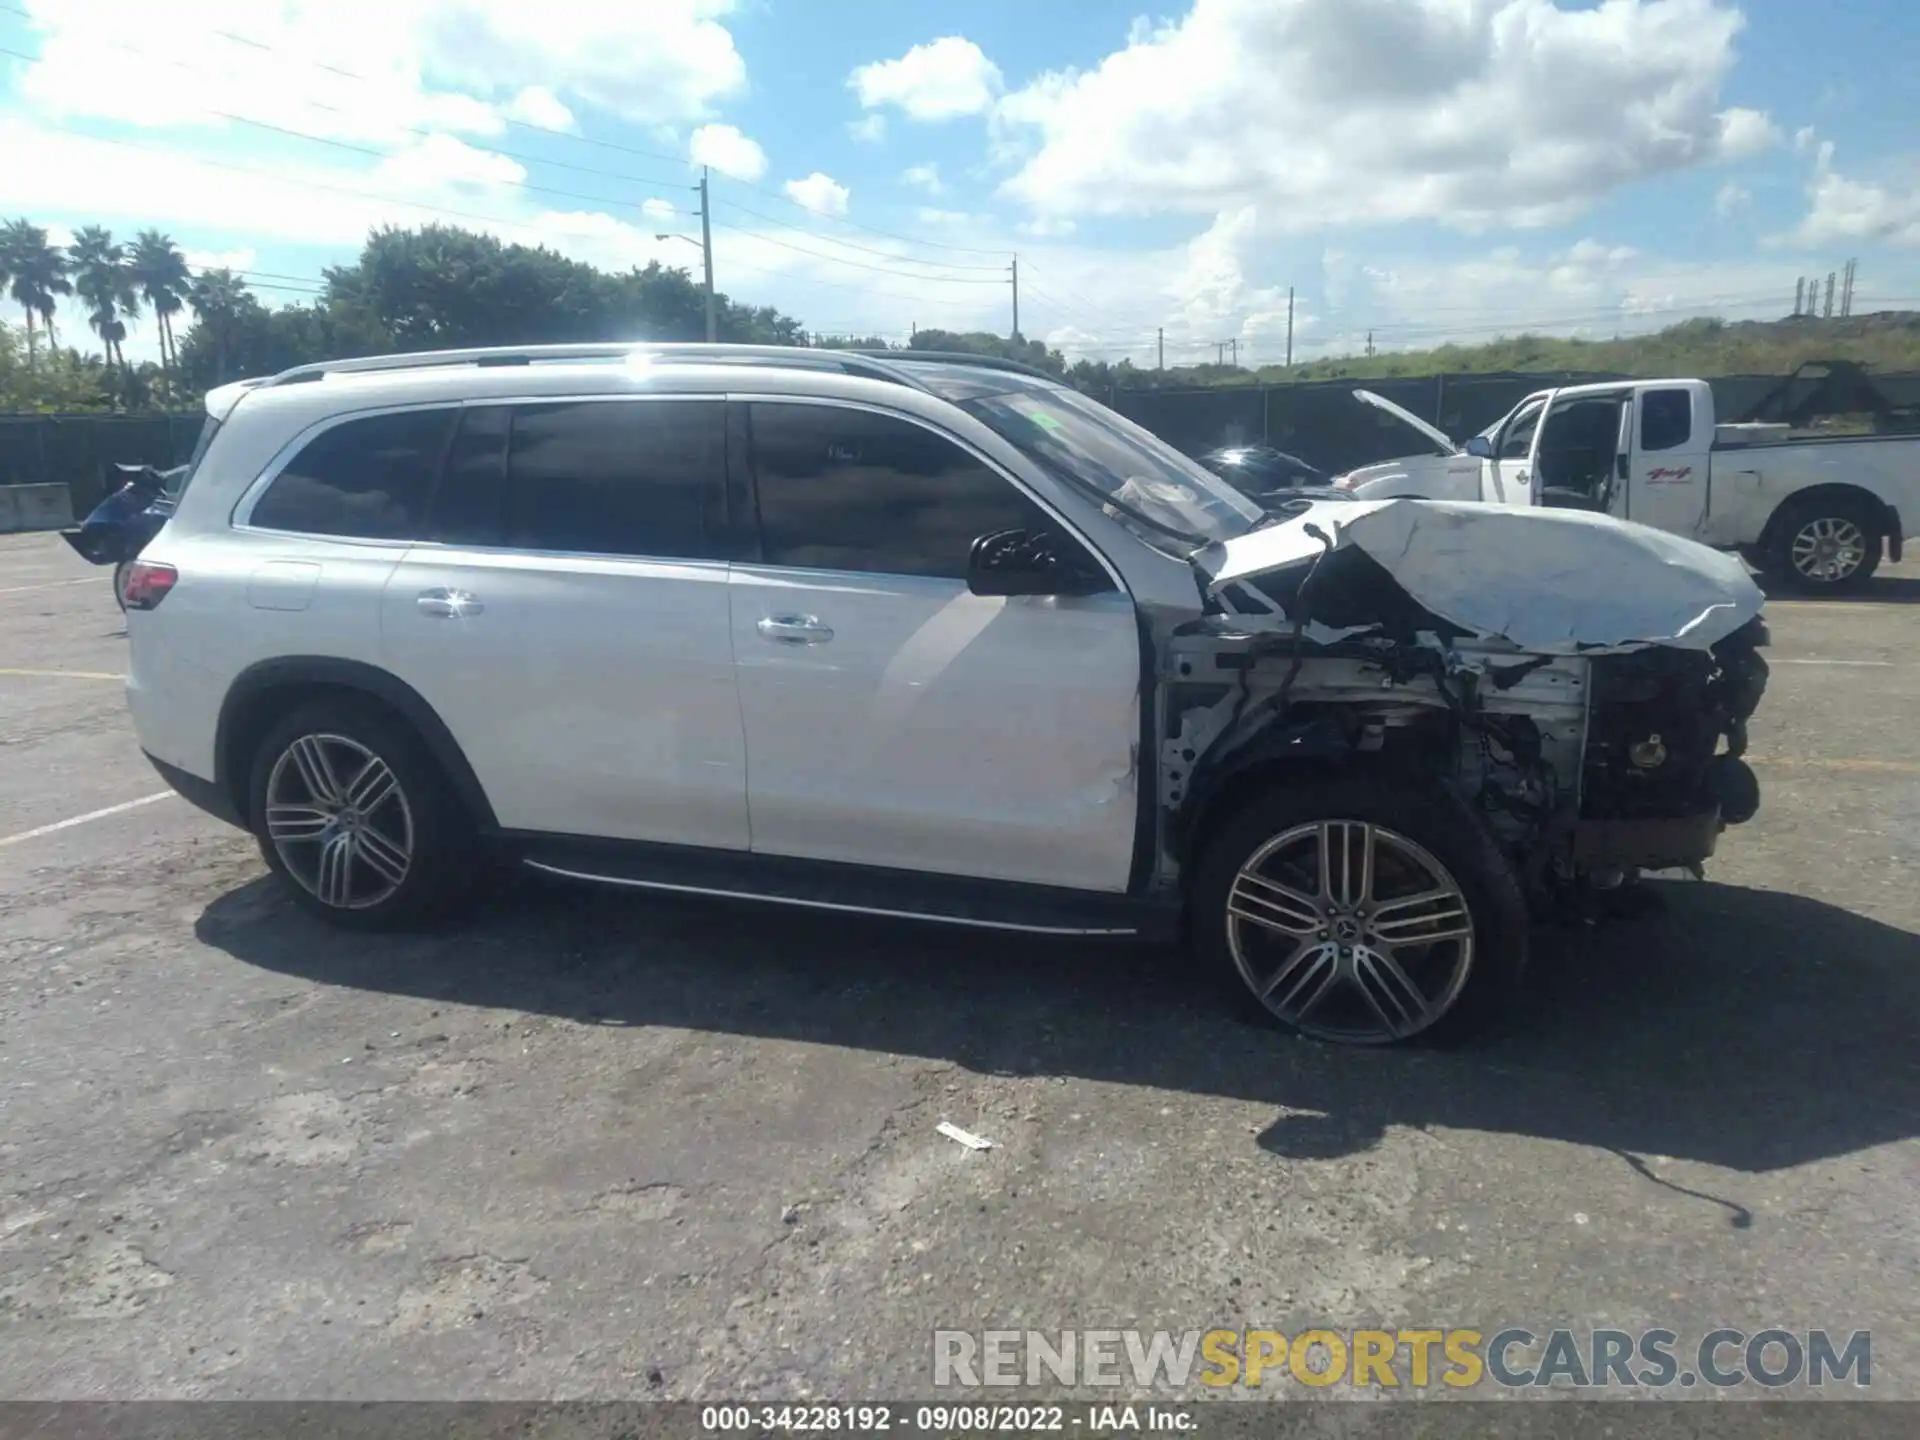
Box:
left=125, top=343, right=1770, bottom=1045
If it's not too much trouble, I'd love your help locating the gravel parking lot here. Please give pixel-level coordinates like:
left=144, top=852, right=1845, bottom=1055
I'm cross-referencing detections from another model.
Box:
left=2, top=529, right=1916, bottom=1401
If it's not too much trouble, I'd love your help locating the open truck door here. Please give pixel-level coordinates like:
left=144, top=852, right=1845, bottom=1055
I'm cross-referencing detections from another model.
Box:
left=1618, top=384, right=1712, bottom=536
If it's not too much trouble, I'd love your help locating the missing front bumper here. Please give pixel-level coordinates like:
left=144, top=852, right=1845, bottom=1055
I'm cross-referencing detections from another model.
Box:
left=1570, top=809, right=1723, bottom=870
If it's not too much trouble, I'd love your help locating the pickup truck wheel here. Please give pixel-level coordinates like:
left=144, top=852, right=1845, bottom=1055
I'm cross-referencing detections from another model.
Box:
left=247, top=697, right=475, bottom=930
left=1193, top=778, right=1528, bottom=1046
left=1765, top=497, right=1883, bottom=591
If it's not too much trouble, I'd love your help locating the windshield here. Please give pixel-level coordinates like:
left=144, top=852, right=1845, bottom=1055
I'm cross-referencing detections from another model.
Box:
left=959, top=386, right=1264, bottom=546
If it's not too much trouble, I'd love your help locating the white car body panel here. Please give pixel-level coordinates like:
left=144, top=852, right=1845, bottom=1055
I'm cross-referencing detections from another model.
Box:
left=380, top=546, right=751, bottom=849
left=1203, top=497, right=1764, bottom=654
left=728, top=565, right=1141, bottom=890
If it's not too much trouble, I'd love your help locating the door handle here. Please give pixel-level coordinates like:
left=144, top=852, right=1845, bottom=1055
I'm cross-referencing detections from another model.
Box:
left=756, top=614, right=833, bottom=645
left=416, top=587, right=482, bottom=618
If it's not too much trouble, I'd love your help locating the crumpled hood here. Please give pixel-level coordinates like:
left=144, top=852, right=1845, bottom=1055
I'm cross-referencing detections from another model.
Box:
left=1197, top=498, right=1764, bottom=653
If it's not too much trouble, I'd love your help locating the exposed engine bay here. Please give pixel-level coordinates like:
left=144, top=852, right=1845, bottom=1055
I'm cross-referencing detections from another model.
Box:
left=1156, top=507, right=1770, bottom=910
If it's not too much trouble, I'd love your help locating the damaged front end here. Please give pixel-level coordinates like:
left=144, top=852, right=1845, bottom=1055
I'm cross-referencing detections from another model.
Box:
left=1158, top=499, right=1769, bottom=912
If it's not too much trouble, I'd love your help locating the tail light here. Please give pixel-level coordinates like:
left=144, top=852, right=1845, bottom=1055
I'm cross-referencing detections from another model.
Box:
left=121, top=560, right=178, bottom=610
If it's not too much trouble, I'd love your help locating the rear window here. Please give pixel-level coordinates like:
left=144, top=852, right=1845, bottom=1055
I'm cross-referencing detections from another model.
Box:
left=1640, top=389, right=1693, bottom=452
left=165, top=415, right=221, bottom=501
left=249, top=408, right=455, bottom=540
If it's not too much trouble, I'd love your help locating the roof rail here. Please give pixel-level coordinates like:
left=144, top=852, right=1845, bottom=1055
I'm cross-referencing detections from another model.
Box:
left=262, top=343, right=933, bottom=392
left=855, top=348, right=1062, bottom=383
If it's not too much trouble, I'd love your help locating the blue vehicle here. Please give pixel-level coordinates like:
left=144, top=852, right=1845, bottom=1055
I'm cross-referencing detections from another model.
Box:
left=60, top=463, right=184, bottom=610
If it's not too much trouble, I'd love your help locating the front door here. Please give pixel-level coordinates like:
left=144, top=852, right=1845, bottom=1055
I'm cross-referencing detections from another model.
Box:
left=381, top=398, right=750, bottom=849
left=728, top=399, right=1142, bottom=893
left=1485, top=393, right=1548, bottom=504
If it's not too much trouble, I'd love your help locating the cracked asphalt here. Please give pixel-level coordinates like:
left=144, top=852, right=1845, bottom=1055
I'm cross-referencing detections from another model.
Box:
left=1, top=530, right=1916, bottom=1402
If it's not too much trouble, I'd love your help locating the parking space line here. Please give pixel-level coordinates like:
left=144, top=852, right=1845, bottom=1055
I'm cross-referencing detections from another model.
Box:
left=0, top=792, right=176, bottom=848
left=0, top=577, right=100, bottom=596
left=1753, top=757, right=1920, bottom=774
left=1769, top=658, right=1896, bottom=667
left=0, top=667, right=126, bottom=681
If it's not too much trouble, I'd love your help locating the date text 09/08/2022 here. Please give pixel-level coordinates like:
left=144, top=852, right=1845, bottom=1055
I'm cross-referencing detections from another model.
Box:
left=700, top=1404, right=1191, bottom=1433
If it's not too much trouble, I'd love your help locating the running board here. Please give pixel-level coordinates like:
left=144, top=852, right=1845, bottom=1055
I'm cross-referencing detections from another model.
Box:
left=513, top=835, right=1180, bottom=941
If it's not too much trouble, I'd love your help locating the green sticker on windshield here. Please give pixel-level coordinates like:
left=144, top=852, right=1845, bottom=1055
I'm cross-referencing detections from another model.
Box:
left=1027, top=411, right=1064, bottom=432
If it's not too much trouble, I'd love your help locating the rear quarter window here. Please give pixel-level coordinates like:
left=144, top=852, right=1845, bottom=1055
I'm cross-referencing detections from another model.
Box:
left=248, top=408, right=455, bottom=539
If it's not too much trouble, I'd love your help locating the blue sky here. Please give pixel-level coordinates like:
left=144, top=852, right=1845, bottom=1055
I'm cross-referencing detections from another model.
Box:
left=2, top=0, right=1916, bottom=367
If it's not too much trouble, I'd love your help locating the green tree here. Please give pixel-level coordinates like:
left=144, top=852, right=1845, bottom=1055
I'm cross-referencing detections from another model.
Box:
left=185, top=268, right=257, bottom=384
left=906, top=328, right=1066, bottom=375
left=0, top=218, right=73, bottom=367
left=70, top=225, right=140, bottom=374
left=128, top=229, right=191, bottom=373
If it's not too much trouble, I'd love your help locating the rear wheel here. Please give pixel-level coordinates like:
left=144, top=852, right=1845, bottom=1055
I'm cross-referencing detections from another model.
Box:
left=111, top=560, right=132, bottom=611
left=1193, top=776, right=1529, bottom=1045
left=247, top=697, right=474, bottom=929
left=1763, top=495, right=1884, bottom=591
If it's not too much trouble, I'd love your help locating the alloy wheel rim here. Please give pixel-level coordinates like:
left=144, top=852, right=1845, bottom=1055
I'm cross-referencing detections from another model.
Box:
left=1225, top=820, right=1475, bottom=1044
left=265, top=732, right=415, bottom=909
left=1790, top=517, right=1866, bottom=582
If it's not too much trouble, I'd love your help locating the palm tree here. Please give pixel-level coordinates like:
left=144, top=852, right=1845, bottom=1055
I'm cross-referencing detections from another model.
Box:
left=129, top=229, right=190, bottom=373
left=70, top=225, right=141, bottom=371
left=0, top=218, right=73, bottom=368
left=188, top=268, right=252, bottom=383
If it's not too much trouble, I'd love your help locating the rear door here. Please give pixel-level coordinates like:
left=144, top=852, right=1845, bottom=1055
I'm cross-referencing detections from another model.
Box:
left=381, top=397, right=749, bottom=849
left=728, top=398, right=1142, bottom=893
left=1621, top=385, right=1712, bottom=536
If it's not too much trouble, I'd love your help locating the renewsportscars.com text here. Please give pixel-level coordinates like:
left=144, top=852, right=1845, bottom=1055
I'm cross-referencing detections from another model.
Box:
left=932, top=1327, right=1872, bottom=1391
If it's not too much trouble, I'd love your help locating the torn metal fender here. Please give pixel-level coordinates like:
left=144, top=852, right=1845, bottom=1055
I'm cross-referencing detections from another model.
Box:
left=1197, top=498, right=1764, bottom=654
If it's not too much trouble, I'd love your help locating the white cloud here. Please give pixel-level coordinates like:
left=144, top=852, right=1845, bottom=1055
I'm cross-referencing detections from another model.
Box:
left=902, top=163, right=944, bottom=195
left=850, top=37, right=1003, bottom=120
left=996, top=0, right=1773, bottom=230
left=847, top=113, right=887, bottom=144
left=1715, top=182, right=1751, bottom=216
left=374, top=134, right=527, bottom=189
left=1018, top=216, right=1077, bottom=238
left=1715, top=107, right=1779, bottom=161
left=1794, top=125, right=1818, bottom=155
left=504, top=85, right=574, bottom=131
left=914, top=207, right=978, bottom=226
left=785, top=172, right=850, bottom=217
left=642, top=197, right=676, bottom=221
left=689, top=123, right=767, bottom=181
left=10, top=0, right=743, bottom=144
left=1782, top=145, right=1920, bottom=249
left=183, top=246, right=258, bottom=273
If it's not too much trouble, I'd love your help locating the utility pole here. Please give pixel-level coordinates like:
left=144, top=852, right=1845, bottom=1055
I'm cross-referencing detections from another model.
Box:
left=1841, top=258, right=1857, bottom=317
left=1215, top=341, right=1225, bottom=365
left=1793, top=277, right=1805, bottom=316
left=1823, top=271, right=1836, bottom=318
left=1157, top=327, right=1164, bottom=370
left=1010, top=256, right=1020, bottom=341
left=1366, top=330, right=1375, bottom=358
left=1228, top=338, right=1238, bottom=367
left=697, top=167, right=717, bottom=342
left=1285, top=286, right=1294, bottom=368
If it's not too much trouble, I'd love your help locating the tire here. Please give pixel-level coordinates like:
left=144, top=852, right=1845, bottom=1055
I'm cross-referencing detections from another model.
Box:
left=1761, top=495, right=1884, bottom=592
left=1192, top=775, right=1529, bottom=1046
left=111, top=560, right=132, bottom=612
left=246, top=696, right=475, bottom=930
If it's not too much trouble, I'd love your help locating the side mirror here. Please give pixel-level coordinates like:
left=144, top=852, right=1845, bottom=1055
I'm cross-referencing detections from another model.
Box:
left=967, top=528, right=1109, bottom=598
left=1464, top=435, right=1495, bottom=460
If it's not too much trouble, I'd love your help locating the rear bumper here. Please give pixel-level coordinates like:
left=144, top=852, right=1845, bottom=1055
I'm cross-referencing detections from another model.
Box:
left=1571, top=809, right=1722, bottom=870
left=145, top=752, right=242, bottom=829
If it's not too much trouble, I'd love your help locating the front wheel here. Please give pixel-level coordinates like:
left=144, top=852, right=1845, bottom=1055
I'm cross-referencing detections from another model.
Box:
left=1193, top=777, right=1529, bottom=1045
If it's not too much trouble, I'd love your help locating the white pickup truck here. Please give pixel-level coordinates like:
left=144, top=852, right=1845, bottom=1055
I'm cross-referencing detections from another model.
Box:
left=1334, top=379, right=1920, bottom=589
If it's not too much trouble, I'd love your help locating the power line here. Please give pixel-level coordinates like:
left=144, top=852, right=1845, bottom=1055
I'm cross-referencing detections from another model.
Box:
left=711, top=197, right=1006, bottom=274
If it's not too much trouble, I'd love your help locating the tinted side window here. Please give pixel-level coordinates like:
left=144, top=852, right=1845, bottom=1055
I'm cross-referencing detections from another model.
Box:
left=1499, top=400, right=1545, bottom=460
left=251, top=408, right=453, bottom=539
left=505, top=400, right=723, bottom=560
left=428, top=406, right=509, bottom=546
left=1640, top=388, right=1693, bottom=452
left=749, top=403, right=1061, bottom=579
